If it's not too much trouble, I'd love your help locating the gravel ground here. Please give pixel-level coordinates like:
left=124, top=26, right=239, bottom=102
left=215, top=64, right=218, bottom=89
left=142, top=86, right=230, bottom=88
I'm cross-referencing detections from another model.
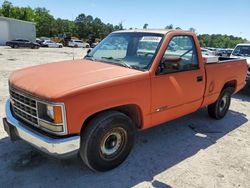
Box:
left=0, top=46, right=249, bottom=188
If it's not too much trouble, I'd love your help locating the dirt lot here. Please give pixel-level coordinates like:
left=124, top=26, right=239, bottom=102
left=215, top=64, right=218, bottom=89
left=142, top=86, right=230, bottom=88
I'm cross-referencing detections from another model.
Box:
left=0, top=46, right=249, bottom=188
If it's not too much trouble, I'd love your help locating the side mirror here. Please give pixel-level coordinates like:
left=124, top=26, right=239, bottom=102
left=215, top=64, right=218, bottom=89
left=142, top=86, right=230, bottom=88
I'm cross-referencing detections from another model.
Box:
left=157, top=56, right=182, bottom=74
left=163, top=56, right=182, bottom=64
left=163, top=56, right=181, bottom=69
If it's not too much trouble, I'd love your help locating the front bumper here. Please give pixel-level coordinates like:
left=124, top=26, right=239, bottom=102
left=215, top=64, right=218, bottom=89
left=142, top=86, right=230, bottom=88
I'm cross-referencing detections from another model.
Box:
left=3, top=99, right=80, bottom=157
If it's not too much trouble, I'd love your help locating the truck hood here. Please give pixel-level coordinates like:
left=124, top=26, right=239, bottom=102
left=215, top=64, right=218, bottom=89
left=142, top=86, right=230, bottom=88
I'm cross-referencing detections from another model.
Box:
left=9, top=59, right=142, bottom=100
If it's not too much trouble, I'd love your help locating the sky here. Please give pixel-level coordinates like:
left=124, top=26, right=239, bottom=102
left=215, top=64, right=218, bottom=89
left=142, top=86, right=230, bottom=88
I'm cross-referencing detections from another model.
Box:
left=1, top=0, right=250, bottom=40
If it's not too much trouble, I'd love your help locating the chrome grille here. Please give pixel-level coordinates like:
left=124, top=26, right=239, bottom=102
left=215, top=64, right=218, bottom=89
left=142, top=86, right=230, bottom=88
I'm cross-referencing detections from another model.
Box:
left=10, top=89, right=38, bottom=126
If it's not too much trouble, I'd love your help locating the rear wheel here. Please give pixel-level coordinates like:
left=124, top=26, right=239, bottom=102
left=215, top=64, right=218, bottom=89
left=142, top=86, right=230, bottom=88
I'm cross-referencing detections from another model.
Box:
left=208, top=87, right=233, bottom=119
left=80, top=111, right=135, bottom=171
left=13, top=44, right=19, bottom=48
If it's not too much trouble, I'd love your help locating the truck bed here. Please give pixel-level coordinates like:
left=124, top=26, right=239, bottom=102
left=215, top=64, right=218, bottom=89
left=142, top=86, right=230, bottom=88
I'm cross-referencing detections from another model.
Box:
left=205, top=56, right=242, bottom=64
left=202, top=58, right=247, bottom=107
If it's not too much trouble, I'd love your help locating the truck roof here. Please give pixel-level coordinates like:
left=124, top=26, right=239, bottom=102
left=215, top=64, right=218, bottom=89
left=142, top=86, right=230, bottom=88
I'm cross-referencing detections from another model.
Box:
left=112, top=29, right=185, bottom=35
left=235, top=44, right=250, bottom=46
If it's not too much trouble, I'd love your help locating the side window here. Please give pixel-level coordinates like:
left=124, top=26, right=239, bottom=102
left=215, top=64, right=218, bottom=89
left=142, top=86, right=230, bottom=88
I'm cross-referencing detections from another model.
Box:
left=159, top=35, right=198, bottom=74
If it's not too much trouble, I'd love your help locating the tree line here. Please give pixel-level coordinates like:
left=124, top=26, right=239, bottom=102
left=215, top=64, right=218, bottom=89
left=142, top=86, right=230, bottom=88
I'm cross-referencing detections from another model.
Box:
left=198, top=34, right=248, bottom=48
left=0, top=1, right=248, bottom=48
left=0, top=1, right=123, bottom=40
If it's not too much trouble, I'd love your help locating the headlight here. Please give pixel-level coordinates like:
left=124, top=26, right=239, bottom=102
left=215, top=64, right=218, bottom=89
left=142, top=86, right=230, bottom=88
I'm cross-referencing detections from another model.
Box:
left=46, top=105, right=54, bottom=120
left=37, top=102, right=66, bottom=134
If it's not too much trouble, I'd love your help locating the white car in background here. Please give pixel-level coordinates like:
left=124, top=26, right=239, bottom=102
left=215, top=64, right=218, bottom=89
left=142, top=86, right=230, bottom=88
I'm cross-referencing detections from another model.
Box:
left=42, top=40, right=63, bottom=48
left=201, top=48, right=215, bottom=56
left=68, top=39, right=90, bottom=48
left=230, top=44, right=250, bottom=81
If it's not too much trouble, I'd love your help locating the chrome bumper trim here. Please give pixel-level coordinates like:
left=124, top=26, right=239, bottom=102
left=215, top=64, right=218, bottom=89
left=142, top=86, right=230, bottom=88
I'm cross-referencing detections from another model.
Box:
left=4, top=99, right=80, bottom=157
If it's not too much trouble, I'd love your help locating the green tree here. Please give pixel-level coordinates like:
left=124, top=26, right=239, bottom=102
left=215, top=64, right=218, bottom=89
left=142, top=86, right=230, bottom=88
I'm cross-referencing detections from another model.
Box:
left=175, top=27, right=182, bottom=30
left=189, top=27, right=196, bottom=33
left=11, top=7, right=34, bottom=21
left=54, top=18, right=76, bottom=36
left=34, top=7, right=55, bottom=37
left=165, top=24, right=173, bottom=29
left=1, top=0, right=13, bottom=17
left=143, top=23, right=148, bottom=29
left=198, top=34, right=248, bottom=48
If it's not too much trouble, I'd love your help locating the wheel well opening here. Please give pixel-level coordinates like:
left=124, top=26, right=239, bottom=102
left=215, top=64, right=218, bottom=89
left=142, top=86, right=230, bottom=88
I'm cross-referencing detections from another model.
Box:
left=81, top=105, right=143, bottom=133
left=222, top=80, right=237, bottom=93
left=111, top=105, right=142, bottom=129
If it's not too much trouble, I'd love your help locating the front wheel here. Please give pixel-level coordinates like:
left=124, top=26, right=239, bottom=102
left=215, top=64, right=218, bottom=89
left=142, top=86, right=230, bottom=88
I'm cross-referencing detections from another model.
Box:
left=80, top=111, right=135, bottom=171
left=208, top=87, right=233, bottom=119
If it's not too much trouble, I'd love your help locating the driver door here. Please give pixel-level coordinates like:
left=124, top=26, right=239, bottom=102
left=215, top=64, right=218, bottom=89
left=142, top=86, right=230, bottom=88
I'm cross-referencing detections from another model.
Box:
left=151, top=35, right=205, bottom=126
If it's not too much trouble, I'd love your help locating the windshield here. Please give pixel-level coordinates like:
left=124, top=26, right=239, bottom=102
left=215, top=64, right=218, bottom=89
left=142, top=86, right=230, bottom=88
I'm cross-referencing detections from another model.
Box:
left=232, top=45, right=250, bottom=57
left=85, top=32, right=163, bottom=70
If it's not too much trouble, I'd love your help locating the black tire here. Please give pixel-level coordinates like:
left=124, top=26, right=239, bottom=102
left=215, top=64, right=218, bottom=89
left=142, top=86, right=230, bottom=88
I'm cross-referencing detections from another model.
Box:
left=80, top=111, right=135, bottom=171
left=86, top=45, right=90, bottom=48
left=74, top=44, right=78, bottom=48
left=14, top=44, right=19, bottom=48
left=208, top=87, right=233, bottom=119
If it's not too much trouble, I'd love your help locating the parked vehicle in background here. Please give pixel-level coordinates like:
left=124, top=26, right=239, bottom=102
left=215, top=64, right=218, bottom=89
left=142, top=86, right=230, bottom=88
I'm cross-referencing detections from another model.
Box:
left=201, top=48, right=214, bottom=56
left=42, top=40, right=63, bottom=48
left=68, top=39, right=90, bottom=48
left=91, top=42, right=99, bottom=48
left=225, top=49, right=233, bottom=57
left=52, top=33, right=72, bottom=47
left=215, top=49, right=227, bottom=57
left=36, top=38, right=44, bottom=45
left=3, top=29, right=247, bottom=172
left=230, top=44, right=250, bottom=81
left=206, top=47, right=216, bottom=52
left=6, top=39, right=40, bottom=49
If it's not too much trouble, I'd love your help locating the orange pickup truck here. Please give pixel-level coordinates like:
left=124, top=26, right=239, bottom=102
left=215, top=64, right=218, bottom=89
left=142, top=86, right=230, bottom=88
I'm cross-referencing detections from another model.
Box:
left=3, top=29, right=248, bottom=171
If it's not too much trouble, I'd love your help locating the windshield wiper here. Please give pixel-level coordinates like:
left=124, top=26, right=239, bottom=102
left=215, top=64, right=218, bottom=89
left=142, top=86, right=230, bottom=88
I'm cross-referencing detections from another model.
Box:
left=101, top=56, right=132, bottom=69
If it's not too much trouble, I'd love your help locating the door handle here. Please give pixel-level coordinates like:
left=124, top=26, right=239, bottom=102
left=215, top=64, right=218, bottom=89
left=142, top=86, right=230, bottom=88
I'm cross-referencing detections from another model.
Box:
left=197, top=76, right=203, bottom=82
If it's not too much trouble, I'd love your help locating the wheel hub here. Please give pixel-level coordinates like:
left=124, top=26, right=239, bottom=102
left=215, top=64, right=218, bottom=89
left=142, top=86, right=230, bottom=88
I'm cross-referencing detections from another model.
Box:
left=100, top=128, right=126, bottom=157
left=219, top=95, right=228, bottom=112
